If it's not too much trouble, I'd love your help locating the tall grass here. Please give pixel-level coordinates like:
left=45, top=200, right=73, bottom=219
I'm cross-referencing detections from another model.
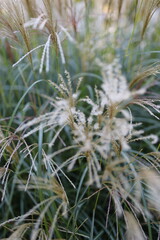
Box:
left=0, top=0, right=160, bottom=239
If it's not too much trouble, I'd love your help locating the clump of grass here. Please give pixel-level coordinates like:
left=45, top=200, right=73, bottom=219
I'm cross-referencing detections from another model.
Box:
left=0, top=0, right=160, bottom=239
left=0, top=0, right=32, bottom=62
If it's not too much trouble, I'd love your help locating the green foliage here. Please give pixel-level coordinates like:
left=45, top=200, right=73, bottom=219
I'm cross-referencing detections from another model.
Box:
left=0, top=0, right=160, bottom=239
